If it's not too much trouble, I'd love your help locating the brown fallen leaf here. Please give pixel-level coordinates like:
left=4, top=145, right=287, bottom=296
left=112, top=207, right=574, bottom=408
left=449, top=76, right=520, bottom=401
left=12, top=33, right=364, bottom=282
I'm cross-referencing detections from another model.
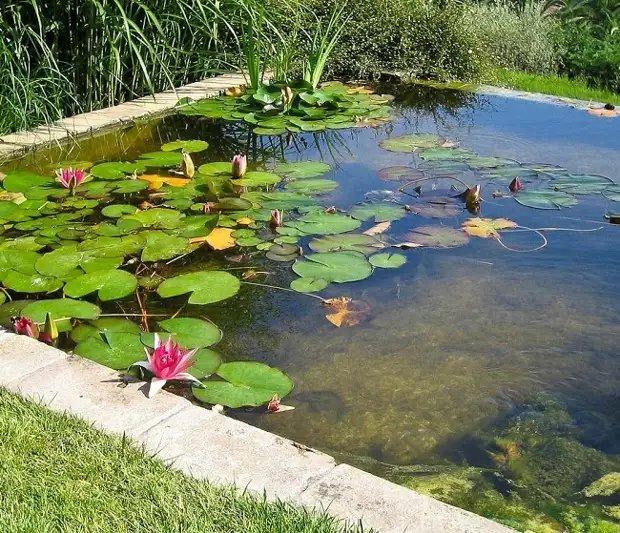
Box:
left=363, top=221, right=391, bottom=236
left=462, top=217, right=517, bottom=238
left=206, top=227, right=236, bottom=250
left=323, top=297, right=371, bottom=327
left=0, top=191, right=26, bottom=203
left=393, top=242, right=425, bottom=249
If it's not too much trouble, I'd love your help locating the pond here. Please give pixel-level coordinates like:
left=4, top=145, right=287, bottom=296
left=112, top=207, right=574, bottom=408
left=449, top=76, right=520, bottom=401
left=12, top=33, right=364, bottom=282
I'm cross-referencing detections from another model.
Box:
left=3, top=83, right=620, bottom=532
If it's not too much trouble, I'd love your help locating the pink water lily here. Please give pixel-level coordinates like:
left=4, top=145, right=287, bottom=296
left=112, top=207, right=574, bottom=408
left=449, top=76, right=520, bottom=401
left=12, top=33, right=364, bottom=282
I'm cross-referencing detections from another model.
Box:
left=133, top=333, right=202, bottom=397
left=12, top=316, right=39, bottom=339
left=231, top=153, right=247, bottom=179
left=56, top=168, right=87, bottom=195
left=270, top=209, right=283, bottom=228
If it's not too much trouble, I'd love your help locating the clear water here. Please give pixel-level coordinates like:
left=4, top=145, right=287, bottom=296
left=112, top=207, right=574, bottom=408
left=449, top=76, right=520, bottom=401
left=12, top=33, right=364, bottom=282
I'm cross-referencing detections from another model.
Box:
left=10, top=85, right=620, bottom=531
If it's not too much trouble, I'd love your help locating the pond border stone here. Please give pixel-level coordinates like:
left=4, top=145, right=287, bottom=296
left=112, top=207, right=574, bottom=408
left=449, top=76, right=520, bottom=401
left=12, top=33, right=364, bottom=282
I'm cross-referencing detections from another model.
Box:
left=0, top=330, right=513, bottom=533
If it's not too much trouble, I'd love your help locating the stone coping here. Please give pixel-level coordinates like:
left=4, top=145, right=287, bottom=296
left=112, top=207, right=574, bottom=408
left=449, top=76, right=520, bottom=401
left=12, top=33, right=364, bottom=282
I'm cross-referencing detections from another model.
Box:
left=0, top=330, right=513, bottom=533
left=0, top=73, right=248, bottom=161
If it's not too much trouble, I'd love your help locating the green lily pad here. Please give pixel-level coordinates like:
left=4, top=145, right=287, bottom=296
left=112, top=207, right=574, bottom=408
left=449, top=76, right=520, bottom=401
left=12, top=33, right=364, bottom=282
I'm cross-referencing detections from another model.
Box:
left=197, top=162, right=232, bottom=177
left=236, top=236, right=263, bottom=247
left=75, top=331, right=146, bottom=370
left=178, top=215, right=219, bottom=238
left=467, top=156, right=517, bottom=169
left=70, top=317, right=141, bottom=343
left=90, top=162, right=146, bottom=180
left=123, top=208, right=184, bottom=229
left=273, top=161, right=331, bottom=179
left=406, top=200, right=462, bottom=219
left=101, top=204, right=138, bottom=218
left=141, top=231, right=189, bottom=262
left=63, top=269, right=137, bottom=301
left=285, top=212, right=361, bottom=236
left=21, top=298, right=100, bottom=332
left=379, top=134, right=444, bottom=152
left=142, top=317, right=222, bottom=348
left=253, top=85, right=282, bottom=105
left=138, top=151, right=183, bottom=167
left=403, top=226, right=470, bottom=248
left=290, top=277, right=330, bottom=293
left=309, top=234, right=382, bottom=255
left=285, top=179, right=338, bottom=194
left=419, top=148, right=478, bottom=161
left=514, top=190, right=578, bottom=210
left=161, top=140, right=209, bottom=153
left=480, top=165, right=538, bottom=181
left=553, top=174, right=615, bottom=195
left=0, top=250, right=39, bottom=279
left=231, top=171, right=281, bottom=187
left=3, top=171, right=55, bottom=192
left=603, top=185, right=620, bottom=202
left=241, top=191, right=316, bottom=210
left=192, top=361, right=293, bottom=408
left=253, top=127, right=286, bottom=136
left=3, top=271, right=63, bottom=293
left=210, top=198, right=253, bottom=211
left=350, top=203, right=405, bottom=222
left=369, top=252, right=407, bottom=268
left=377, top=166, right=424, bottom=182
left=419, top=160, right=471, bottom=176
left=186, top=349, right=222, bottom=379
left=157, top=271, right=240, bottom=304
left=112, top=179, right=150, bottom=194
left=292, top=251, right=372, bottom=283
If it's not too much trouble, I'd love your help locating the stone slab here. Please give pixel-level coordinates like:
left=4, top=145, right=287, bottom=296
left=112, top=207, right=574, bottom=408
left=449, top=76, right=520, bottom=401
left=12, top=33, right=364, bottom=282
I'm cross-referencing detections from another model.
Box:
left=1, top=335, right=188, bottom=436
left=137, top=404, right=337, bottom=502
left=0, top=334, right=67, bottom=383
left=298, top=464, right=513, bottom=533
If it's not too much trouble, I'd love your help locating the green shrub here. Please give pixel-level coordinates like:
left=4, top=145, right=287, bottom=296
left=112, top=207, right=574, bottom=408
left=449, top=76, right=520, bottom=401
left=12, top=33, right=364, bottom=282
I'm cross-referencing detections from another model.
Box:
left=463, top=1, right=561, bottom=75
left=304, top=0, right=488, bottom=81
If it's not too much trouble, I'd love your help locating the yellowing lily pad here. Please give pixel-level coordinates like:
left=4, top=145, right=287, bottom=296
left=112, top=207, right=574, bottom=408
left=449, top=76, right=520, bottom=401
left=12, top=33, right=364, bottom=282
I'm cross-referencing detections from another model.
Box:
left=462, top=217, right=517, bottom=238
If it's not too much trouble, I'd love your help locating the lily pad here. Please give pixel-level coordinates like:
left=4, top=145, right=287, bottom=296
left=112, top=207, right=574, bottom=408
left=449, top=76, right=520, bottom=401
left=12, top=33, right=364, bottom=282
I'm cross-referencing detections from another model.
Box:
left=369, top=252, right=407, bottom=268
left=514, top=190, right=578, bottom=210
left=2, top=171, right=55, bottom=191
left=90, top=162, right=146, bottom=180
left=21, top=298, right=100, bottom=332
left=75, top=331, right=146, bottom=370
left=309, top=234, right=382, bottom=255
left=142, top=317, right=222, bottom=348
left=139, top=151, right=183, bottom=167
left=603, top=185, right=620, bottom=202
left=123, top=208, right=184, bottom=229
left=161, top=140, right=209, bottom=153
left=197, top=162, right=232, bottom=177
left=350, top=203, right=405, bottom=222
left=419, top=148, right=477, bottom=161
left=70, top=317, right=141, bottom=343
left=406, top=200, right=462, bottom=219
left=112, top=179, right=149, bottom=194
left=379, top=134, right=444, bottom=152
left=3, top=271, right=63, bottom=293
left=553, top=174, right=615, bottom=195
left=241, top=191, right=316, bottom=210
left=403, top=226, right=470, bottom=248
left=101, top=204, right=138, bottom=218
left=290, top=277, right=330, bottom=293
left=292, top=251, right=372, bottom=283
left=285, top=179, right=338, bottom=194
left=231, top=171, right=281, bottom=187
left=192, top=361, right=293, bottom=408
left=273, top=161, right=331, bottom=179
left=141, top=231, right=189, bottom=262
left=285, top=212, right=361, bottom=236
left=0, top=250, right=39, bottom=278
left=64, top=269, right=137, bottom=301
left=157, top=271, right=240, bottom=304
left=377, top=166, right=424, bottom=182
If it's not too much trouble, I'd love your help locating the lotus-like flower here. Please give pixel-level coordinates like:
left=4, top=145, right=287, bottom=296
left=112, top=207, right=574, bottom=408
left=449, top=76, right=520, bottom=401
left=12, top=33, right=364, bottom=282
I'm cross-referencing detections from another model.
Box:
left=232, top=153, right=247, bottom=179
left=12, top=316, right=39, bottom=339
left=281, top=86, right=294, bottom=109
left=270, top=209, right=283, bottom=228
left=38, top=312, right=58, bottom=346
left=56, top=168, right=87, bottom=196
left=182, top=151, right=195, bottom=178
left=509, top=177, right=522, bottom=192
left=133, top=334, right=201, bottom=398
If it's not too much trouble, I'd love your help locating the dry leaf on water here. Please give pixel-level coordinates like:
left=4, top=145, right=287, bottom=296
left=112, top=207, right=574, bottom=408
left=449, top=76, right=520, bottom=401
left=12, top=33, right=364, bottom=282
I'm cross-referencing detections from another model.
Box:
left=236, top=217, right=255, bottom=225
left=190, top=227, right=236, bottom=250
left=462, top=217, right=517, bottom=238
left=323, top=297, right=371, bottom=327
left=363, top=221, right=391, bottom=236
left=141, top=174, right=192, bottom=190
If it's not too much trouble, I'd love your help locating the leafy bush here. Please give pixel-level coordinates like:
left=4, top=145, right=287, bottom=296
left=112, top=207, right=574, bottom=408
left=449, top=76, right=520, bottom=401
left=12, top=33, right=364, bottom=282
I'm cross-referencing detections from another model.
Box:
left=463, top=1, right=561, bottom=75
left=304, top=0, right=488, bottom=81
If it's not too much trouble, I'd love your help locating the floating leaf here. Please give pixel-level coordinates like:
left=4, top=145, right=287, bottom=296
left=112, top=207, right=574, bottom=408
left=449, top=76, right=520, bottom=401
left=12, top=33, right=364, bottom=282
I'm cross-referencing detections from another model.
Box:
left=379, top=134, right=444, bottom=152
left=419, top=147, right=477, bottom=161
left=290, top=277, right=330, bottom=293
left=309, top=234, right=382, bottom=255
left=178, top=214, right=219, bottom=238
left=292, top=251, right=372, bottom=283
left=285, top=212, right=361, bottom=235
left=514, top=190, right=577, bottom=210
left=111, top=179, right=149, bottom=194
left=369, top=252, right=407, bottom=268
left=462, top=217, right=518, bottom=238
left=3, top=271, right=63, bottom=293
left=197, top=162, right=231, bottom=176
left=161, top=140, right=209, bottom=153
left=241, top=191, right=316, bottom=210
left=123, top=207, right=184, bottom=229
left=70, top=317, right=141, bottom=343
left=141, top=231, right=189, bottom=262
left=273, top=161, right=331, bottom=179
left=140, top=174, right=192, bottom=190
left=350, top=203, right=405, bottom=222
left=403, top=226, right=470, bottom=248
left=101, top=204, right=138, bottom=218
left=75, top=331, right=146, bottom=370
left=377, top=166, right=424, bottom=182
left=188, top=349, right=222, bottom=379
left=193, top=361, right=293, bottom=408
left=21, top=298, right=100, bottom=332
left=157, top=271, right=240, bottom=304
left=323, top=297, right=371, bottom=327
left=142, top=317, right=222, bottom=348
left=205, top=227, right=235, bottom=250
left=231, top=171, right=281, bottom=187
left=364, top=221, right=391, bottom=236
left=90, top=162, right=146, bottom=180
left=3, top=171, right=55, bottom=192
left=285, top=179, right=338, bottom=194
left=553, top=174, right=615, bottom=195
left=64, top=269, right=137, bottom=301
left=254, top=127, right=286, bottom=136
left=406, top=201, right=462, bottom=219
left=139, top=151, right=183, bottom=167
left=209, top=197, right=253, bottom=211
left=603, top=185, right=620, bottom=202
left=0, top=250, right=39, bottom=278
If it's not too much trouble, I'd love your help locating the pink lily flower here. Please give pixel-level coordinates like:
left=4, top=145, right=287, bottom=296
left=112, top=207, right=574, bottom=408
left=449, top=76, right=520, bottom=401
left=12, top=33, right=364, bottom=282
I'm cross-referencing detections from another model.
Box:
left=56, top=168, right=88, bottom=195
left=270, top=209, right=283, bottom=228
left=12, top=316, right=39, bottom=339
left=133, top=333, right=202, bottom=397
left=509, top=177, right=523, bottom=192
left=231, top=153, right=247, bottom=179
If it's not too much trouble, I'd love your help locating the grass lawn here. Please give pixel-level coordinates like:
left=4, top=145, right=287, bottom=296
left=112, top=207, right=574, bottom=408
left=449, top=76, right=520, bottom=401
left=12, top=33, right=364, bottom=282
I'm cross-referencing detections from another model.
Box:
left=487, top=69, right=620, bottom=106
left=0, top=388, right=367, bottom=533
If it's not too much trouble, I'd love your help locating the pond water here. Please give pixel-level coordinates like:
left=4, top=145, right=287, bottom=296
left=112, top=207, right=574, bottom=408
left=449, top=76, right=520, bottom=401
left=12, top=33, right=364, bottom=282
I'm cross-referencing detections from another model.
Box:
left=5, top=84, right=620, bottom=531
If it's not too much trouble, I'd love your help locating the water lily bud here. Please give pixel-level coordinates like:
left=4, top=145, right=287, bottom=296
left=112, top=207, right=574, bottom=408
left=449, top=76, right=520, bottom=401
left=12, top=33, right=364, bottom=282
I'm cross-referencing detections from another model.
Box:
left=12, top=316, right=39, bottom=339
left=270, top=209, right=283, bottom=228
left=465, top=184, right=481, bottom=204
left=268, top=394, right=281, bottom=413
left=182, top=151, right=195, bottom=178
left=39, top=312, right=58, bottom=345
left=202, top=203, right=211, bottom=214
left=281, top=86, right=294, bottom=107
left=509, top=177, right=522, bottom=192
left=232, top=153, right=247, bottom=179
